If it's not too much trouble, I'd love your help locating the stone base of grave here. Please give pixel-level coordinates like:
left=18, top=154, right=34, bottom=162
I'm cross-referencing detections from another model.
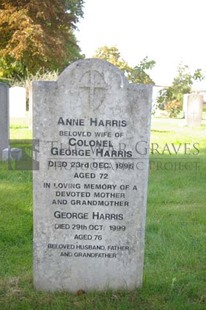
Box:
left=2, top=148, right=22, bottom=161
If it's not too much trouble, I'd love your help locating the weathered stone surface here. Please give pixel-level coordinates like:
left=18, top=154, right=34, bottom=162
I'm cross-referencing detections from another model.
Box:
left=0, top=83, right=9, bottom=160
left=33, top=59, right=152, bottom=292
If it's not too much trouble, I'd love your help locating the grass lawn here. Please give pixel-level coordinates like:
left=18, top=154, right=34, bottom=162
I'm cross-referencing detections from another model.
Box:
left=0, top=118, right=205, bottom=309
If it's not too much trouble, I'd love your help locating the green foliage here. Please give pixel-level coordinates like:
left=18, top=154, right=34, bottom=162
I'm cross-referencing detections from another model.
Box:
left=94, top=46, right=156, bottom=84
left=157, top=64, right=204, bottom=117
left=0, top=0, right=85, bottom=80
left=65, top=0, right=84, bottom=20
left=128, top=57, right=156, bottom=84
left=94, top=46, right=130, bottom=74
left=165, top=100, right=182, bottom=118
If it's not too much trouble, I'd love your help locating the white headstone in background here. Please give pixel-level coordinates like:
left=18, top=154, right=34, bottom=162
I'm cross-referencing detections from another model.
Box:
left=0, top=83, right=9, bottom=160
left=33, top=59, right=152, bottom=292
left=2, top=148, right=22, bottom=161
left=9, top=86, right=26, bottom=118
left=186, top=94, right=203, bottom=127
left=183, top=93, right=189, bottom=118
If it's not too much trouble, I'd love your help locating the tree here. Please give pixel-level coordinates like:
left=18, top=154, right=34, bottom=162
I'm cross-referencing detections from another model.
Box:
left=93, top=46, right=156, bottom=84
left=0, top=0, right=84, bottom=79
left=157, top=63, right=204, bottom=117
left=127, top=57, right=155, bottom=84
left=94, top=46, right=130, bottom=74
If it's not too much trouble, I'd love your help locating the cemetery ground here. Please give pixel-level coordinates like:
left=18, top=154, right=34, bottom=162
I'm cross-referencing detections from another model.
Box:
left=0, top=118, right=205, bottom=310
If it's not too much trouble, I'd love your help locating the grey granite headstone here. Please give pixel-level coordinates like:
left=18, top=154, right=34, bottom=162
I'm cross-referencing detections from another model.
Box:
left=33, top=59, right=152, bottom=292
left=186, top=94, right=203, bottom=127
left=0, top=83, right=9, bottom=160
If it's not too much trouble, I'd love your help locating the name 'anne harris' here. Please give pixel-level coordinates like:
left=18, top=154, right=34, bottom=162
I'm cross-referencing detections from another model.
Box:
left=57, top=117, right=127, bottom=127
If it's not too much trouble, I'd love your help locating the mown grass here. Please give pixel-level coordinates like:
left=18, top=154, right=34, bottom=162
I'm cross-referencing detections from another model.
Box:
left=0, top=119, right=205, bottom=309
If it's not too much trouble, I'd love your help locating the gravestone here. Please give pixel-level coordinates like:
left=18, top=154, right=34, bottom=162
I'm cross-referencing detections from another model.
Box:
left=186, top=94, right=203, bottom=127
left=0, top=83, right=9, bottom=160
left=2, top=148, right=22, bottom=161
left=183, top=93, right=189, bottom=118
left=9, top=86, right=26, bottom=118
left=33, top=59, right=152, bottom=292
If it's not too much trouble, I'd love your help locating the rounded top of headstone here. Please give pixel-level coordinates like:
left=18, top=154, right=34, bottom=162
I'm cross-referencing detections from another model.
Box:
left=57, top=58, right=129, bottom=89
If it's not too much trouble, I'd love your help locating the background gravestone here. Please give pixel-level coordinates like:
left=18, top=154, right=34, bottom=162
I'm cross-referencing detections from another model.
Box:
left=183, top=93, right=189, bottom=118
left=186, top=94, right=203, bottom=127
left=9, top=86, right=26, bottom=118
left=0, top=83, right=9, bottom=160
left=33, top=59, right=152, bottom=292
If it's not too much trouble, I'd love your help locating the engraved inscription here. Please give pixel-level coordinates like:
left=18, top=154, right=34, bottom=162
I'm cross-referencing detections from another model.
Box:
left=79, top=70, right=107, bottom=109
